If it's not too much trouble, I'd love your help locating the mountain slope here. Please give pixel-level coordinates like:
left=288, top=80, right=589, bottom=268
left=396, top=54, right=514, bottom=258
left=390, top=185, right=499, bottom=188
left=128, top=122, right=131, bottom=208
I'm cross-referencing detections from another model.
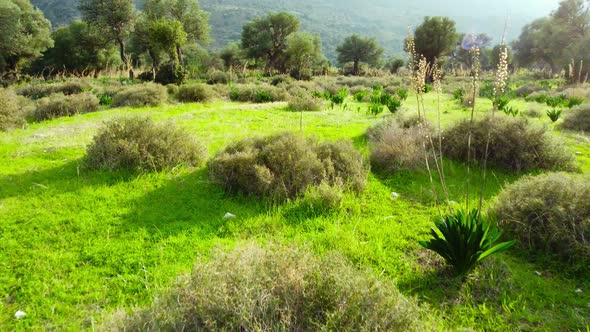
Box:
left=32, top=0, right=560, bottom=61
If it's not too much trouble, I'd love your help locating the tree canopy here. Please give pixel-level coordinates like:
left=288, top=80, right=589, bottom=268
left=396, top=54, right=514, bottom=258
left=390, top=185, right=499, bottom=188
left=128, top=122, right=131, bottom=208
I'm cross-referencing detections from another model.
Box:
left=336, top=34, right=383, bottom=75
left=79, top=0, right=136, bottom=77
left=412, top=16, right=457, bottom=65
left=241, top=12, right=300, bottom=73
left=0, top=0, right=53, bottom=76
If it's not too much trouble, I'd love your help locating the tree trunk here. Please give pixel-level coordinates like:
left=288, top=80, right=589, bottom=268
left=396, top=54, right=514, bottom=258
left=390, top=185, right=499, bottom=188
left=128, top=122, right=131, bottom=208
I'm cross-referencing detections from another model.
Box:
left=118, top=38, right=134, bottom=79
left=353, top=60, right=359, bottom=76
left=148, top=48, right=159, bottom=80
left=176, top=45, right=184, bottom=65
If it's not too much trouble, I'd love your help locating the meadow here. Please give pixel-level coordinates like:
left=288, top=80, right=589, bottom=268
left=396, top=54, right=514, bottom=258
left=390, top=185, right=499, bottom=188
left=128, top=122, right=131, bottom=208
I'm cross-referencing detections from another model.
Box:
left=1, top=75, right=589, bottom=330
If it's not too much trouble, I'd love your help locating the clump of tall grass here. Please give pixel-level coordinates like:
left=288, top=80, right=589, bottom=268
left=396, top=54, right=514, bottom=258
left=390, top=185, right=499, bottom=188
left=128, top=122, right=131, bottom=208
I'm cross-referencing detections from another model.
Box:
left=85, top=116, right=207, bottom=172
left=102, top=243, right=433, bottom=331
left=208, top=133, right=367, bottom=201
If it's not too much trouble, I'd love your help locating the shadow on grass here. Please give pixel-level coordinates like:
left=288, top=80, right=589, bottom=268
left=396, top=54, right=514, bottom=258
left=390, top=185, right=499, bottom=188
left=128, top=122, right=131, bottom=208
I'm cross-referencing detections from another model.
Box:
left=371, top=159, right=523, bottom=206
left=120, top=168, right=269, bottom=238
left=0, top=159, right=137, bottom=200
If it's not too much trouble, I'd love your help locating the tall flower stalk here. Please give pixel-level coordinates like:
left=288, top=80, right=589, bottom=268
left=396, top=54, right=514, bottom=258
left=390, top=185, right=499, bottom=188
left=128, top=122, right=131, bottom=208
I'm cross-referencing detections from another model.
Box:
left=466, top=47, right=480, bottom=211
left=479, top=43, right=509, bottom=209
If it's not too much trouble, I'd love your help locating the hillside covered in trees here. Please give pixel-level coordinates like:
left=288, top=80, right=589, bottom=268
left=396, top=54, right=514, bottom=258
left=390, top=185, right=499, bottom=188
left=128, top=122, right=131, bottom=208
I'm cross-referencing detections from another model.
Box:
left=32, top=0, right=560, bottom=61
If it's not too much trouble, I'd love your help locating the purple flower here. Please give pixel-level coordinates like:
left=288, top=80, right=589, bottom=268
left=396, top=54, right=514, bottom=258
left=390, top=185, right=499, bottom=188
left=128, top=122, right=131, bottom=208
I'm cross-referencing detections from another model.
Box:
left=461, top=34, right=487, bottom=50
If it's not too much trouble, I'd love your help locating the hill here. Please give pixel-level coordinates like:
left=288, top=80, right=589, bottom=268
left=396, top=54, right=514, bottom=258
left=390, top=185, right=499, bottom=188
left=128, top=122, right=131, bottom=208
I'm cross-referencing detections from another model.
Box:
left=31, top=0, right=560, bottom=62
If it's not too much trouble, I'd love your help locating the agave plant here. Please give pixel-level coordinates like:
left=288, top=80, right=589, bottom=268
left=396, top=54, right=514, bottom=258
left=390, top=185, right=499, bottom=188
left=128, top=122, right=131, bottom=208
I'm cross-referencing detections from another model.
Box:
left=419, top=209, right=515, bottom=276
left=546, top=108, right=562, bottom=122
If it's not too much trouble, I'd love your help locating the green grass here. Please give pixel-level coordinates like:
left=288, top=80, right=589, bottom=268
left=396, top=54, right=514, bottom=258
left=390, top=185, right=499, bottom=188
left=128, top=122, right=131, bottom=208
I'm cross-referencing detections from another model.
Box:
left=1, top=94, right=589, bottom=330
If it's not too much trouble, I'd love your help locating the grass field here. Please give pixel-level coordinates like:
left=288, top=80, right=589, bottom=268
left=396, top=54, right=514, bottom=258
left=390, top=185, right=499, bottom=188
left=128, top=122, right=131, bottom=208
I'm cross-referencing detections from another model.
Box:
left=1, top=93, right=589, bottom=330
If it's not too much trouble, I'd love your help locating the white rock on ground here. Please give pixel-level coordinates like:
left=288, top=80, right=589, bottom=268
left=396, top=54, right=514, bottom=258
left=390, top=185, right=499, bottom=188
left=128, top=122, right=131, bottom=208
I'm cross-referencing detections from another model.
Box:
left=223, top=213, right=236, bottom=219
left=14, top=310, right=26, bottom=319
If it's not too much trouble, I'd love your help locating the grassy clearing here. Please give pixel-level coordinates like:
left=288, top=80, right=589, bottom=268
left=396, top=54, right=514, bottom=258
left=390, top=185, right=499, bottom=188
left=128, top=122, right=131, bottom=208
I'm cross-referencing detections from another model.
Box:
left=1, top=94, right=589, bottom=330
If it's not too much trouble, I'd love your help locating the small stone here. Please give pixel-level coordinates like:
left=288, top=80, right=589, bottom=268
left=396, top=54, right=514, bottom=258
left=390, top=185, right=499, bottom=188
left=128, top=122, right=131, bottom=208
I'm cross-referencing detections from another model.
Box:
left=534, top=271, right=542, bottom=276
left=391, top=192, right=400, bottom=199
left=575, top=152, right=582, bottom=156
left=575, top=288, right=583, bottom=293
left=14, top=310, right=26, bottom=319
left=223, top=213, right=236, bottom=219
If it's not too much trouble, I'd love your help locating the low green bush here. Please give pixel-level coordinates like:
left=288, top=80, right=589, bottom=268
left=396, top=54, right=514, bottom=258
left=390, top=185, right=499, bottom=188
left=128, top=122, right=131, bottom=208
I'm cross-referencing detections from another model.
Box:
left=490, top=173, right=590, bottom=269
left=17, top=79, right=92, bottom=99
left=34, top=92, right=99, bottom=121
left=561, top=103, right=590, bottom=131
left=103, top=243, right=431, bottom=331
left=207, top=70, right=230, bottom=84
left=0, top=88, right=26, bottom=131
left=442, top=116, right=574, bottom=171
left=112, top=83, right=168, bottom=107
left=176, top=83, right=215, bottom=103
left=208, top=133, right=367, bottom=201
left=85, top=116, right=207, bottom=172
left=229, top=84, right=288, bottom=103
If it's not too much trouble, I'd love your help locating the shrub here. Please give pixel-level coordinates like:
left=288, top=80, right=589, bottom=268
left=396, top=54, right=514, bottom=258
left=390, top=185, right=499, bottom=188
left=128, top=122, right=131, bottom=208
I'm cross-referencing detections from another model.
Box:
left=420, top=209, right=515, bottom=276
left=288, top=96, right=322, bottom=112
left=112, top=83, right=168, bottom=107
left=442, top=116, right=574, bottom=171
left=103, top=243, right=431, bottom=331
left=17, top=79, right=92, bottom=99
left=0, top=88, right=26, bottom=131
left=208, top=133, right=367, bottom=201
left=166, top=84, right=179, bottom=97
left=561, top=103, right=590, bottom=131
left=34, top=92, right=99, bottom=121
left=207, top=70, right=230, bottom=84
left=515, top=84, right=545, bottom=97
left=369, top=120, right=429, bottom=172
left=523, top=108, right=542, bottom=118
left=489, top=173, right=590, bottom=267
left=176, top=83, right=215, bottom=103
left=229, top=84, right=288, bottom=103
left=85, top=116, right=207, bottom=172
